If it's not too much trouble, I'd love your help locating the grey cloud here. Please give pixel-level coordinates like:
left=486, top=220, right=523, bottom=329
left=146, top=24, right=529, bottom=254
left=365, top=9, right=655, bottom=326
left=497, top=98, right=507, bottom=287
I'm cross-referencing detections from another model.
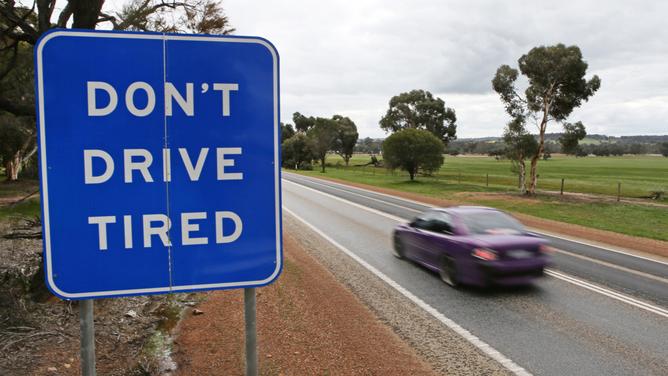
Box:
left=222, top=0, right=667, bottom=137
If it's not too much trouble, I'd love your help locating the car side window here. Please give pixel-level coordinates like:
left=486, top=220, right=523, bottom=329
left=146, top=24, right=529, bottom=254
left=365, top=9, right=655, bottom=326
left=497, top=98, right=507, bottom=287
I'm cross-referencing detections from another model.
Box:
left=428, top=211, right=454, bottom=235
left=414, top=211, right=453, bottom=235
left=411, top=215, right=430, bottom=230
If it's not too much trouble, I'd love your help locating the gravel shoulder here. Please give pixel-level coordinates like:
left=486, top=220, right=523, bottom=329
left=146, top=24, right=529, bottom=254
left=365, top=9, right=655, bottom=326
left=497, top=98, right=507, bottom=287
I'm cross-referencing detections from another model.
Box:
left=282, top=215, right=511, bottom=375
left=172, top=216, right=515, bottom=375
left=173, top=229, right=441, bottom=375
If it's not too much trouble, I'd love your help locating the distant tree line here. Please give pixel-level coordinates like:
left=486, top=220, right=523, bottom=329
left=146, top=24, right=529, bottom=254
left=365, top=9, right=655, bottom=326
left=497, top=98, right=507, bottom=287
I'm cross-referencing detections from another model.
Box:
left=354, top=137, right=383, bottom=154
left=446, top=137, right=668, bottom=157
left=283, top=89, right=459, bottom=181
left=281, top=112, right=359, bottom=172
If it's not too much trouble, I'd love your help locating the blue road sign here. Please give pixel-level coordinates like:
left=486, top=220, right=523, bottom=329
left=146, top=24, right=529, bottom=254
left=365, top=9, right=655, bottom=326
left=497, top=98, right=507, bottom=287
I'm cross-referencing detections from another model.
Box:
left=35, top=30, right=282, bottom=300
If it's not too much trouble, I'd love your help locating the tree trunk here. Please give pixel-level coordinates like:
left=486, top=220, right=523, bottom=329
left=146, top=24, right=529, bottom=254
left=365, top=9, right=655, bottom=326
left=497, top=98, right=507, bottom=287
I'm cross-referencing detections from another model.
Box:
left=71, top=0, right=105, bottom=29
left=528, top=149, right=542, bottom=195
left=4, top=153, right=21, bottom=181
left=528, top=102, right=550, bottom=195
left=408, top=169, right=415, bottom=181
left=344, top=156, right=350, bottom=166
left=4, top=134, right=37, bottom=181
left=321, top=156, right=326, bottom=172
left=518, top=159, right=526, bottom=195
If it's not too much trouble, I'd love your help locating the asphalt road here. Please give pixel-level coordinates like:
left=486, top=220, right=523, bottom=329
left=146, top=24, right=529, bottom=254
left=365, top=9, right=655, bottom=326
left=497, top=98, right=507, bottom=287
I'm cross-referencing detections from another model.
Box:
left=282, top=172, right=668, bottom=376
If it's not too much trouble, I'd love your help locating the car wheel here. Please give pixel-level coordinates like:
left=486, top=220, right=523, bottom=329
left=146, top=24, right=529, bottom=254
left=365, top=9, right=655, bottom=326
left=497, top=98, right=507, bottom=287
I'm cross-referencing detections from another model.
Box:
left=439, top=256, right=458, bottom=287
left=392, top=233, right=405, bottom=259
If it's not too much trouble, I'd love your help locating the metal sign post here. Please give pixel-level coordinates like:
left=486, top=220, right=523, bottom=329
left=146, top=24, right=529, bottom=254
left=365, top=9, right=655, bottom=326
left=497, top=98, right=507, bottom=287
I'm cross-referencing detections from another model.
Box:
left=244, top=288, right=258, bottom=376
left=79, top=300, right=96, bottom=376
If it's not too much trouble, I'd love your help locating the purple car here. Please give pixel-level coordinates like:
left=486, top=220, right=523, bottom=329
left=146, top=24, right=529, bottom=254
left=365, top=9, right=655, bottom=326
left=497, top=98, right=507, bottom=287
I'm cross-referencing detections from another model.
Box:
left=392, top=206, right=552, bottom=287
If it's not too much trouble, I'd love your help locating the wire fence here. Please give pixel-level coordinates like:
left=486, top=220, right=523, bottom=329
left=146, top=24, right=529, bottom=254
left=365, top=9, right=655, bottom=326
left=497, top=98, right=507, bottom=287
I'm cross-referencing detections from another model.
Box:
left=328, top=164, right=667, bottom=202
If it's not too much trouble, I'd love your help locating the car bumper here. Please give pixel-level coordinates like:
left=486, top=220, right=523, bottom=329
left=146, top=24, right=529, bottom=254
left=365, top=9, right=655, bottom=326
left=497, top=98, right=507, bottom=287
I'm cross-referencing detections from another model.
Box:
left=477, top=256, right=550, bottom=286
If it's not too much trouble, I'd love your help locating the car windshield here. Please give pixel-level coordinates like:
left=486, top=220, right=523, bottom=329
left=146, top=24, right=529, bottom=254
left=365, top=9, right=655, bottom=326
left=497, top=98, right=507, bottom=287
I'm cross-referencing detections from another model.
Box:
left=460, top=211, right=525, bottom=235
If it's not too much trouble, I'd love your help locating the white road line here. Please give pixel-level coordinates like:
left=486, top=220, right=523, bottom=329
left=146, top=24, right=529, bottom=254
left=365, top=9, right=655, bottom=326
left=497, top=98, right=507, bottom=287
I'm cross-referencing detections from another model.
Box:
left=283, top=179, right=406, bottom=222
left=545, top=270, right=668, bottom=318
left=286, top=174, right=425, bottom=213
left=285, top=173, right=668, bottom=267
left=283, top=206, right=533, bottom=376
left=531, top=230, right=668, bottom=266
left=553, top=248, right=668, bottom=284
left=284, top=172, right=433, bottom=207
left=283, top=178, right=668, bottom=318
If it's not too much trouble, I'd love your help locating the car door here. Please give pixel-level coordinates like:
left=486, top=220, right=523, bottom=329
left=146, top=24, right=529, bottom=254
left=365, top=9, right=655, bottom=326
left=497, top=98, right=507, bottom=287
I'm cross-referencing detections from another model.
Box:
left=409, top=210, right=445, bottom=265
left=402, top=212, right=433, bottom=262
left=418, top=211, right=456, bottom=268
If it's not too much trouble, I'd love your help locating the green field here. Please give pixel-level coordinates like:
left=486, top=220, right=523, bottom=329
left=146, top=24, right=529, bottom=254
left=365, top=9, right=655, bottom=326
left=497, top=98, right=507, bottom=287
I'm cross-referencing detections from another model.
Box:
left=330, top=154, right=668, bottom=201
left=292, top=155, right=668, bottom=241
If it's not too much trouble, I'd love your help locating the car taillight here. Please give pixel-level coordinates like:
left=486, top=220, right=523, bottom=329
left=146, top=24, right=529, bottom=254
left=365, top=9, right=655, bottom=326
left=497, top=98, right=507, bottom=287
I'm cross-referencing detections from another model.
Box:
left=539, top=245, right=555, bottom=254
left=472, top=248, right=497, bottom=261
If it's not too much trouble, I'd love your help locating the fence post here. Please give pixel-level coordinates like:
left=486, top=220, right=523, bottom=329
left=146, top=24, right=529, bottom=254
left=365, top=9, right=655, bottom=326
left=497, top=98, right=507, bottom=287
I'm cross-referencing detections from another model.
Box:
left=486, top=173, right=489, bottom=187
left=560, top=178, right=564, bottom=195
left=617, top=182, right=621, bottom=202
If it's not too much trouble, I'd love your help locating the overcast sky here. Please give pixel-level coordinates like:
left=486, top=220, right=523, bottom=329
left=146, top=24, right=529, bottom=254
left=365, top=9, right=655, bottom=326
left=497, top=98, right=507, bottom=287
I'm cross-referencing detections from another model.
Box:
left=104, top=0, right=668, bottom=139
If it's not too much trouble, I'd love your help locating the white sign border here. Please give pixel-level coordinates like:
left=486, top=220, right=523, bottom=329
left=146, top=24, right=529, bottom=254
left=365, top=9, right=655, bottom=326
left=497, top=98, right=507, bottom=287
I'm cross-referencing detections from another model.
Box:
left=36, top=30, right=282, bottom=299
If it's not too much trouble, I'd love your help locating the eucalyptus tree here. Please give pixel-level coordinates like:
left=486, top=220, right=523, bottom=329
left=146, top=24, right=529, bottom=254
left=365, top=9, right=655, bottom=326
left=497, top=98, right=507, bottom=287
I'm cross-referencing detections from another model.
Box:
left=493, top=44, right=600, bottom=194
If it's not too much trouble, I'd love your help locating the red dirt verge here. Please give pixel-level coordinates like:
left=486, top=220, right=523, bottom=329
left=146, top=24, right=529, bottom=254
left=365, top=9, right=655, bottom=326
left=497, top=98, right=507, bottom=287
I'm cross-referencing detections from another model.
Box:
left=173, top=233, right=438, bottom=376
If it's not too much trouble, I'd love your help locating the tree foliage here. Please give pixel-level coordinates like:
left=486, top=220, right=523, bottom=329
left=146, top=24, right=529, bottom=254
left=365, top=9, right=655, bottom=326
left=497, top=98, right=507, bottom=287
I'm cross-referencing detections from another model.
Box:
left=379, top=89, right=457, bottom=145
left=293, top=111, right=315, bottom=133
left=331, top=115, right=358, bottom=166
left=382, top=128, right=444, bottom=181
left=559, top=121, right=587, bottom=155
left=0, top=0, right=234, bottom=180
left=281, top=133, right=315, bottom=169
left=354, top=137, right=382, bottom=154
left=502, top=117, right=537, bottom=194
left=492, top=43, right=600, bottom=194
left=307, top=117, right=338, bottom=173
left=281, top=122, right=295, bottom=142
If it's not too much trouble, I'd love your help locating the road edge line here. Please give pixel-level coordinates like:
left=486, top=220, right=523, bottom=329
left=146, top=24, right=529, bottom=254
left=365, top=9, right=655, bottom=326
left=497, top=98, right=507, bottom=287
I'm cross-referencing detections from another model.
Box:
left=283, top=206, right=533, bottom=376
left=283, top=179, right=406, bottom=222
